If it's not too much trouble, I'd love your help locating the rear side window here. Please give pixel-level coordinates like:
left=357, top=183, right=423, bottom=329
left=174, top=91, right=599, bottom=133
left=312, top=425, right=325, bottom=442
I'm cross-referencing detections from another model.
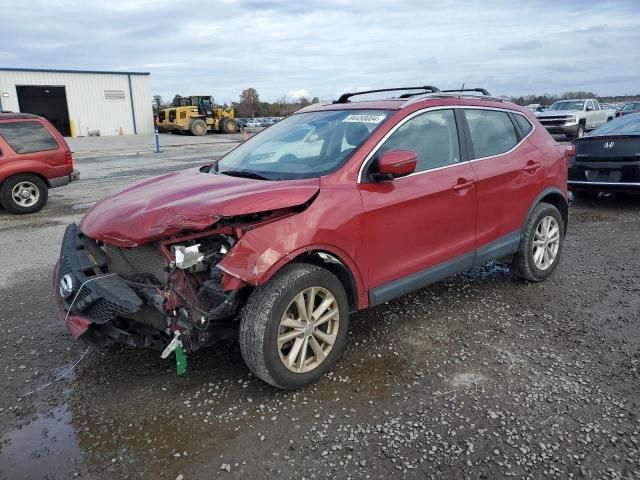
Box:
left=376, top=109, right=460, bottom=173
left=464, top=110, right=518, bottom=159
left=0, top=121, right=59, bottom=154
left=513, top=113, right=533, bottom=136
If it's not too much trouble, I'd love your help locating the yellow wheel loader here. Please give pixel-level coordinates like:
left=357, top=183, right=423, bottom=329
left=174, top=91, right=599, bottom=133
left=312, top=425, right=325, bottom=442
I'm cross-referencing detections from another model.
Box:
left=157, top=96, right=238, bottom=135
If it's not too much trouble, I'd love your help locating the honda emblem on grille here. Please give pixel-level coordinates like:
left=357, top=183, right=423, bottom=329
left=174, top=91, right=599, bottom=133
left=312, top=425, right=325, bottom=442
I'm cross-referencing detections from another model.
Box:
left=604, top=141, right=615, bottom=149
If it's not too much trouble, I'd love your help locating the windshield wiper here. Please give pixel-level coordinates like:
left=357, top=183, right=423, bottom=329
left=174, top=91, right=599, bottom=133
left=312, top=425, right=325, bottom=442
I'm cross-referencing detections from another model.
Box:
left=220, top=169, right=270, bottom=180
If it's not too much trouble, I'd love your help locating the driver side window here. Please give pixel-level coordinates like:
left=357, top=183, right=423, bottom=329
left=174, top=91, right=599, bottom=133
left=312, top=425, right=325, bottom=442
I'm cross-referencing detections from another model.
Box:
left=373, top=109, right=460, bottom=174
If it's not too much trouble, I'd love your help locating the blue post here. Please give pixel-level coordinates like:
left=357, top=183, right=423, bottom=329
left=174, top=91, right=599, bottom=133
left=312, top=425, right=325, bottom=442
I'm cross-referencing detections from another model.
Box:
left=155, top=129, right=161, bottom=153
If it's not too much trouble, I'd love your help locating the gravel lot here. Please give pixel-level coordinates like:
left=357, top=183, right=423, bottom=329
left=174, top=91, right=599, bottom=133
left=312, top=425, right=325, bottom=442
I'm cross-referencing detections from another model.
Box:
left=0, top=134, right=639, bottom=480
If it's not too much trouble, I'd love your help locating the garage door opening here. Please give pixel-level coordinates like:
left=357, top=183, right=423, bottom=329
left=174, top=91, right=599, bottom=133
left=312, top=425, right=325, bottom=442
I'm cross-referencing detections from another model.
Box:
left=16, top=85, right=71, bottom=136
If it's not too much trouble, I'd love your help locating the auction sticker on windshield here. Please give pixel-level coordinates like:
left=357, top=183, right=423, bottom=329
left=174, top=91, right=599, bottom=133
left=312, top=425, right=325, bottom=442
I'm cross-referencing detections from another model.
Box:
left=342, top=114, right=387, bottom=124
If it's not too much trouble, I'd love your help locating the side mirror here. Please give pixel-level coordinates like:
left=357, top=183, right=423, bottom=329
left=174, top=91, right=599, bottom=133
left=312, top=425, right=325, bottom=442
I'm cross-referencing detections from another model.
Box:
left=375, top=150, right=417, bottom=180
left=586, top=105, right=593, bottom=111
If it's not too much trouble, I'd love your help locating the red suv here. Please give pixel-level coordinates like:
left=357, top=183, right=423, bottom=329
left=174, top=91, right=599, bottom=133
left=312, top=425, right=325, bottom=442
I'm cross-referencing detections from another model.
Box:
left=0, top=113, right=79, bottom=214
left=54, top=87, right=568, bottom=389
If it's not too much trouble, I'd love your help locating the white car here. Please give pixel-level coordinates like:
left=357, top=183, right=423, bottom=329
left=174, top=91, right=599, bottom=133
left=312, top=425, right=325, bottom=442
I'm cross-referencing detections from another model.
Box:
left=246, top=119, right=263, bottom=128
left=535, top=99, right=614, bottom=139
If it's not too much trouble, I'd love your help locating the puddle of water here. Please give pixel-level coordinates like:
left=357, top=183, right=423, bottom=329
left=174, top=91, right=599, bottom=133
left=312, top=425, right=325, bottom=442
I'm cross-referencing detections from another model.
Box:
left=461, top=261, right=511, bottom=280
left=0, top=405, right=82, bottom=480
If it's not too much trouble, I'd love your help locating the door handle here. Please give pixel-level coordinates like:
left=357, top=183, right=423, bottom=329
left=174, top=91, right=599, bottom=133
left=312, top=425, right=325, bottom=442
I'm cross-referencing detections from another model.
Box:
left=523, top=160, right=541, bottom=174
left=452, top=178, right=475, bottom=192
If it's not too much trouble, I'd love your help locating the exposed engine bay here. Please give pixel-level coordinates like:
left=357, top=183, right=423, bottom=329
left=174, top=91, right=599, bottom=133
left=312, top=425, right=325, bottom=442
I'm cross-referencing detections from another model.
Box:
left=56, top=221, right=254, bottom=354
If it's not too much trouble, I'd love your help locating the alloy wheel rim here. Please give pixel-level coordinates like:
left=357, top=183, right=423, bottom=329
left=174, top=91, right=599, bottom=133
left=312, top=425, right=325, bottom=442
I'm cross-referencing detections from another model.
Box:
left=532, top=215, right=560, bottom=271
left=277, top=286, right=340, bottom=373
left=11, top=181, right=39, bottom=207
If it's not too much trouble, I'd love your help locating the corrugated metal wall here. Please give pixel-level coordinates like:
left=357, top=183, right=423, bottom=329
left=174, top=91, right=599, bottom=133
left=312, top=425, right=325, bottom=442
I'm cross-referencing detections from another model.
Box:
left=0, top=69, right=153, bottom=136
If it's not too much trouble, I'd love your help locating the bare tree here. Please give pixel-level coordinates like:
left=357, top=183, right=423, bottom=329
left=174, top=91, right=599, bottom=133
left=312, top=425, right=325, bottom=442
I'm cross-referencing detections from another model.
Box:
left=239, top=88, right=260, bottom=117
left=152, top=95, right=164, bottom=115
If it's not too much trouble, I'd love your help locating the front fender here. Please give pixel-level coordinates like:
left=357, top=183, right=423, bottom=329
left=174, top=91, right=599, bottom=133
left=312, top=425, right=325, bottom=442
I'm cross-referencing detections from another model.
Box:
left=216, top=188, right=368, bottom=308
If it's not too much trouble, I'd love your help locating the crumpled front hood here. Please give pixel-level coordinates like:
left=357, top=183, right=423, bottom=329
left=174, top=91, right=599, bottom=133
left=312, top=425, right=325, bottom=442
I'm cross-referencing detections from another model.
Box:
left=80, top=168, right=320, bottom=247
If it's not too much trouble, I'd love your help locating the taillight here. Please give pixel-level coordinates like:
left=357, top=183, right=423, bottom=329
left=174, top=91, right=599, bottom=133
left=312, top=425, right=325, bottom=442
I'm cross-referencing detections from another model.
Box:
left=564, top=144, right=575, bottom=168
left=66, top=151, right=73, bottom=169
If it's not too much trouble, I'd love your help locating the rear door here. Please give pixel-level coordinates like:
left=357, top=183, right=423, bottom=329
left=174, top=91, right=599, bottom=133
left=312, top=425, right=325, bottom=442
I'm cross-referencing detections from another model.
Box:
left=358, top=108, right=477, bottom=302
left=0, top=120, right=67, bottom=179
left=462, top=108, right=544, bottom=252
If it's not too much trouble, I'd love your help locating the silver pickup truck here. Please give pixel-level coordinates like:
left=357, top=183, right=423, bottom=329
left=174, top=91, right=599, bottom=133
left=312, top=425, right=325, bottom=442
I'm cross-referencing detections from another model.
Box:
left=535, top=99, right=615, bottom=139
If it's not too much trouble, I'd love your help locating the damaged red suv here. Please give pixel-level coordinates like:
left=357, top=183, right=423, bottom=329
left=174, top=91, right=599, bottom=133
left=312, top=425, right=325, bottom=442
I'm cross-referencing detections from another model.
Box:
left=54, top=87, right=569, bottom=389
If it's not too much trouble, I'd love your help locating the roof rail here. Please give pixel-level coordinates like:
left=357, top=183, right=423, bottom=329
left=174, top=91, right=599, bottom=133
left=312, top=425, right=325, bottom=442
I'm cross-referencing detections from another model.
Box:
left=402, top=92, right=512, bottom=106
left=441, top=88, right=491, bottom=95
left=334, top=86, right=440, bottom=104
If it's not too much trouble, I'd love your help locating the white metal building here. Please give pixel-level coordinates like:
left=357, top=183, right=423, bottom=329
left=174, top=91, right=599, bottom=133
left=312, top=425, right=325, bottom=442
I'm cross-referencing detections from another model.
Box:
left=0, top=68, right=153, bottom=137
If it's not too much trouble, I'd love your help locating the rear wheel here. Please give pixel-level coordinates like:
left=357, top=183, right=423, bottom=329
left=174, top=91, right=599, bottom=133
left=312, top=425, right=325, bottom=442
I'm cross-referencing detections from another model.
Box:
left=512, top=203, right=564, bottom=282
left=222, top=118, right=238, bottom=134
left=189, top=119, right=208, bottom=136
left=239, top=264, right=349, bottom=389
left=0, top=173, right=48, bottom=214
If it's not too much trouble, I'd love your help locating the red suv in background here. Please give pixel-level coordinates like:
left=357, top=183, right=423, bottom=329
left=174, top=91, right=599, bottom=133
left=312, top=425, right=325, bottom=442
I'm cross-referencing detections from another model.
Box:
left=0, top=113, right=79, bottom=214
left=54, top=87, right=569, bottom=389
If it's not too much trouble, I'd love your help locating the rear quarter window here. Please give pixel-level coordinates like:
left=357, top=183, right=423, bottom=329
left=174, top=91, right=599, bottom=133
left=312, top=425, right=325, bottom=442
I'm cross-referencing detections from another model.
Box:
left=464, top=109, right=518, bottom=158
left=0, top=121, right=59, bottom=154
left=513, top=113, right=533, bottom=136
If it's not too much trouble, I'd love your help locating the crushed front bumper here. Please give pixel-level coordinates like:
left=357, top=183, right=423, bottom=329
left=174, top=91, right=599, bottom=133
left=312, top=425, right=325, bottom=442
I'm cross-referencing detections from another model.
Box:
left=54, top=224, right=168, bottom=348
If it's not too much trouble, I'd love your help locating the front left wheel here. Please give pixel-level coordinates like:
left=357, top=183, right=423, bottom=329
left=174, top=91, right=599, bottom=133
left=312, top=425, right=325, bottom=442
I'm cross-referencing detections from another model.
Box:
left=239, top=263, right=349, bottom=389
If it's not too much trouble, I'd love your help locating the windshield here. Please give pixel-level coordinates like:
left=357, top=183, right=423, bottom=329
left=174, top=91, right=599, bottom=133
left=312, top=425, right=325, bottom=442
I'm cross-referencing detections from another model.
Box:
left=548, top=101, right=585, bottom=111
left=214, top=109, right=393, bottom=180
left=588, top=113, right=640, bottom=136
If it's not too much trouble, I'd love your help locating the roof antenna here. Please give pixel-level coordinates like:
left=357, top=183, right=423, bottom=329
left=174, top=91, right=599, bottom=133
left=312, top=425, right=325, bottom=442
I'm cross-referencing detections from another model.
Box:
left=459, top=82, right=465, bottom=92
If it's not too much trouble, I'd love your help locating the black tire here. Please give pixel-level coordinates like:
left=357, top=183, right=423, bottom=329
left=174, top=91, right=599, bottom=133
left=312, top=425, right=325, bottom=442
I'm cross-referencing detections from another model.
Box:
left=0, top=173, right=48, bottom=214
left=511, top=202, right=564, bottom=282
left=239, top=263, right=349, bottom=390
left=222, top=118, right=238, bottom=134
left=189, top=119, right=208, bottom=136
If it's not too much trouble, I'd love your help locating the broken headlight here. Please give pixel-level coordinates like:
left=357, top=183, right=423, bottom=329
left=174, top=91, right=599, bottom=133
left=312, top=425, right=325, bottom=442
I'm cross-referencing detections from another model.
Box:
left=173, top=244, right=205, bottom=269
left=172, top=236, right=233, bottom=270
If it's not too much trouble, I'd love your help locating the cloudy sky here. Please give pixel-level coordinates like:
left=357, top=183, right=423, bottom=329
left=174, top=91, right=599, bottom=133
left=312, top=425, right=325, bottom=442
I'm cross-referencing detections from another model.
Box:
left=2, top=0, right=639, bottom=103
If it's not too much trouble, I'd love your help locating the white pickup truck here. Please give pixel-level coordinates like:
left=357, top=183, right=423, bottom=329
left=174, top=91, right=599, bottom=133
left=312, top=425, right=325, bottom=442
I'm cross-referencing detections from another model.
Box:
left=535, top=99, right=615, bottom=139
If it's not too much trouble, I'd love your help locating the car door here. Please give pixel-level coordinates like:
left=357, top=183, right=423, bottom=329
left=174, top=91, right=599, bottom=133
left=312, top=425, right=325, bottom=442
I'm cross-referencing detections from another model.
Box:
left=462, top=108, right=544, bottom=256
left=358, top=108, right=477, bottom=303
left=585, top=101, right=596, bottom=130
left=592, top=100, right=607, bottom=127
